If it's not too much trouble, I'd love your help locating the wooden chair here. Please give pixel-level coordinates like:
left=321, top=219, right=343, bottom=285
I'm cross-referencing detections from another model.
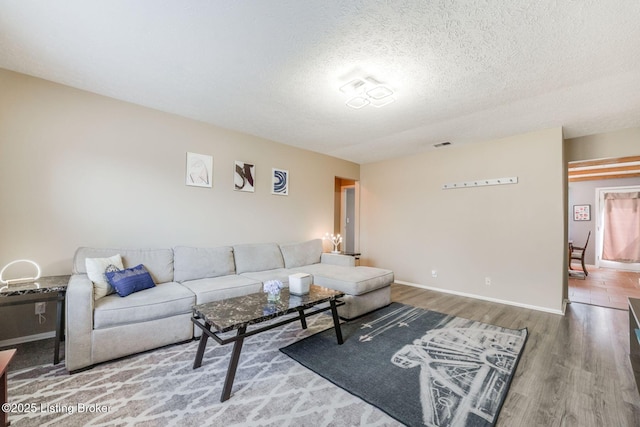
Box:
left=569, top=231, right=591, bottom=276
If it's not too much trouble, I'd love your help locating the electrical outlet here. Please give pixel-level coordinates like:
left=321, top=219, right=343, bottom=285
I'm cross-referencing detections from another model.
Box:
left=35, top=302, right=46, bottom=315
left=485, top=277, right=491, bottom=286
left=431, top=270, right=438, bottom=278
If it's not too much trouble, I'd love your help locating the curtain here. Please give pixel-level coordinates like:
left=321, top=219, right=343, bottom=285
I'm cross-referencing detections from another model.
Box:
left=602, top=192, right=640, bottom=263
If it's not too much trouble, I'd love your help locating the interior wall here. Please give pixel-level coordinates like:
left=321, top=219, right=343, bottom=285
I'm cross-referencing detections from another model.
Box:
left=0, top=69, right=359, bottom=341
left=360, top=128, right=566, bottom=313
left=567, top=127, right=640, bottom=161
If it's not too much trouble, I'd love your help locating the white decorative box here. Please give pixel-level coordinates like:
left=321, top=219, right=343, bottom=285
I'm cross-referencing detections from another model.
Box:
left=289, top=273, right=312, bottom=295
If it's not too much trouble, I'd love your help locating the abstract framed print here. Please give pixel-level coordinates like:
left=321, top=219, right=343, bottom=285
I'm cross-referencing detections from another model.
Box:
left=186, top=152, right=212, bottom=188
left=272, top=168, right=289, bottom=195
left=234, top=161, right=255, bottom=192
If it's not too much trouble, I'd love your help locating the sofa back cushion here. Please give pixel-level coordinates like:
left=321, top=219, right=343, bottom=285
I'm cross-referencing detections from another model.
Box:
left=233, top=243, right=284, bottom=274
left=279, top=239, right=323, bottom=268
left=73, top=247, right=174, bottom=284
left=173, top=246, right=235, bottom=282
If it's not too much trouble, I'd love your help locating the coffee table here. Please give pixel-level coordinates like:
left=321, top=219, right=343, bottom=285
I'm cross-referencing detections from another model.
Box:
left=191, top=284, right=344, bottom=402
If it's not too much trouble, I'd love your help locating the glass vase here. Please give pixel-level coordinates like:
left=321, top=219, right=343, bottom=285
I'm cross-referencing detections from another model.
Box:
left=267, top=290, right=281, bottom=303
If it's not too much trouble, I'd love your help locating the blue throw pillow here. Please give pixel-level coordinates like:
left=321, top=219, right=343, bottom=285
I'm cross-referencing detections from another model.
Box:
left=105, top=264, right=155, bottom=297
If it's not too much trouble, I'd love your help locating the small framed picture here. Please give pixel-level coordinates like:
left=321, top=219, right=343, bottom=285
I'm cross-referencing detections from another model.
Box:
left=185, top=152, right=212, bottom=188
left=272, top=168, right=289, bottom=196
left=234, top=161, right=255, bottom=192
left=573, top=204, right=591, bottom=221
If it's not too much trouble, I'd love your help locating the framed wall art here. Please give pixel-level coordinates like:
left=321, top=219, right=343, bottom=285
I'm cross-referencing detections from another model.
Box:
left=272, top=168, right=289, bottom=196
left=573, top=204, right=591, bottom=221
left=234, top=161, right=255, bottom=192
left=185, top=152, right=212, bottom=188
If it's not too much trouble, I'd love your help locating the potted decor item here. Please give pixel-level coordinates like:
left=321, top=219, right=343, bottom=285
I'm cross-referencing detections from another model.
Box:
left=263, top=280, right=284, bottom=302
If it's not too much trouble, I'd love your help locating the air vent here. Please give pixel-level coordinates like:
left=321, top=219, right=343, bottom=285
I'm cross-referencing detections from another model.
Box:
left=434, top=142, right=451, bottom=148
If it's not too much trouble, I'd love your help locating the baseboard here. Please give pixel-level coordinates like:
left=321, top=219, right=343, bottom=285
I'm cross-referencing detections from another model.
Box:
left=0, top=331, right=55, bottom=348
left=395, top=280, right=564, bottom=315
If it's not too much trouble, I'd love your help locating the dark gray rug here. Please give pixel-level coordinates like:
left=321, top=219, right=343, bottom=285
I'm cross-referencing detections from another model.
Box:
left=281, top=303, right=528, bottom=427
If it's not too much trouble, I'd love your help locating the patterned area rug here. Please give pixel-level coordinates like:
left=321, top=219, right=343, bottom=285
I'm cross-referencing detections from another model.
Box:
left=281, top=303, right=528, bottom=427
left=7, top=314, right=401, bottom=426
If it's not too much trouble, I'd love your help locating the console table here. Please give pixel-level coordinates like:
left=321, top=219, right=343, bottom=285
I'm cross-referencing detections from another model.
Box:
left=629, top=297, right=640, bottom=393
left=0, top=276, right=70, bottom=365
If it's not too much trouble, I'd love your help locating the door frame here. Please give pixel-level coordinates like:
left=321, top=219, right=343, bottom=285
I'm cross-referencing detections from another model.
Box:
left=595, top=184, right=640, bottom=271
left=340, top=182, right=359, bottom=253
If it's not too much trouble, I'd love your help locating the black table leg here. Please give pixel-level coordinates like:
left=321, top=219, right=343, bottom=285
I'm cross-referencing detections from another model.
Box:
left=221, top=325, right=247, bottom=402
left=297, top=309, right=307, bottom=329
left=329, top=299, right=343, bottom=345
left=193, top=322, right=212, bottom=369
left=60, top=292, right=66, bottom=342
left=54, top=292, right=64, bottom=365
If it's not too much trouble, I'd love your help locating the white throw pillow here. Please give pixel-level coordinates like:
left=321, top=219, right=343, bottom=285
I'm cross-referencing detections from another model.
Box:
left=85, top=254, right=124, bottom=300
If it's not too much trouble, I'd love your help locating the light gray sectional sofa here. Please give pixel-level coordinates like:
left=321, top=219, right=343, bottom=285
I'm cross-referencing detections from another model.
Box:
left=65, top=239, right=393, bottom=372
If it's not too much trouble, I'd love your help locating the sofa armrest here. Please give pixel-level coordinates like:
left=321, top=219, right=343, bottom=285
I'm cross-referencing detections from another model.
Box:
left=321, top=253, right=356, bottom=267
left=65, top=274, right=94, bottom=372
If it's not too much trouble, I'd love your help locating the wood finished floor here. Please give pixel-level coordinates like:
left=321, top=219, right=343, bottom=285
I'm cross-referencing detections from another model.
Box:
left=5, top=284, right=640, bottom=426
left=391, top=283, right=640, bottom=427
left=569, top=266, right=640, bottom=310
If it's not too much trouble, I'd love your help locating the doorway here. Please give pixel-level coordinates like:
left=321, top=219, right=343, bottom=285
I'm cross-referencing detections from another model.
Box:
left=334, top=177, right=359, bottom=254
left=568, top=155, right=640, bottom=310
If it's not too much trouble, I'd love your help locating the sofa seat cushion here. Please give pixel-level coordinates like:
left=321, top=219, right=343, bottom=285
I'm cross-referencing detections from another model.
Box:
left=93, top=282, right=195, bottom=329
left=180, top=275, right=262, bottom=304
left=240, top=268, right=297, bottom=286
left=292, top=265, right=393, bottom=296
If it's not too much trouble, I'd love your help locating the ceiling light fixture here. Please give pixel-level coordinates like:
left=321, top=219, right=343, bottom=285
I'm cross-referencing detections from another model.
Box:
left=340, top=76, right=395, bottom=109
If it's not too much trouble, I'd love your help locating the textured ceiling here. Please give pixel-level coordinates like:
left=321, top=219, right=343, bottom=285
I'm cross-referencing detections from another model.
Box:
left=2, top=1, right=640, bottom=164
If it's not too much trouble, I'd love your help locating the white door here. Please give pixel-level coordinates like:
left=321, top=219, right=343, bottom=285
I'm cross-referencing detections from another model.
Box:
left=596, top=185, right=640, bottom=271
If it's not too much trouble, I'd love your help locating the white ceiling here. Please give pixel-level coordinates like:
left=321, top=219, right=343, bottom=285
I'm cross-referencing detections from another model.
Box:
left=2, top=1, right=640, bottom=164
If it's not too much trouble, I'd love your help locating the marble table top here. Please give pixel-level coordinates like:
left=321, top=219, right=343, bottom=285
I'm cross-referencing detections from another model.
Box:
left=193, top=284, right=344, bottom=333
left=0, top=275, right=71, bottom=297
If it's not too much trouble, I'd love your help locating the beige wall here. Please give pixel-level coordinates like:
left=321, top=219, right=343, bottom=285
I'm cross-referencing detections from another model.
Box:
left=0, top=69, right=358, bottom=341
left=360, top=128, right=566, bottom=313
left=567, top=127, right=640, bottom=161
